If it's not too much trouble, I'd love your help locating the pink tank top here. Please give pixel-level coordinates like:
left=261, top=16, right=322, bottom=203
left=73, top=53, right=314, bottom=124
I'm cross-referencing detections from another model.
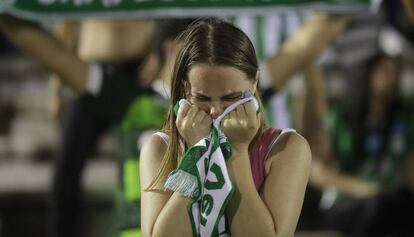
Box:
left=249, top=127, right=281, bottom=192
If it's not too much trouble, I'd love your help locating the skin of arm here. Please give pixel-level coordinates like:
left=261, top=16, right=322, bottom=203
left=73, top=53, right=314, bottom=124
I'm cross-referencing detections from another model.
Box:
left=0, top=14, right=88, bottom=94
left=140, top=102, right=212, bottom=237
left=77, top=19, right=154, bottom=62
left=227, top=133, right=311, bottom=237
left=49, top=21, right=81, bottom=121
left=222, top=102, right=312, bottom=237
left=301, top=64, right=332, bottom=162
left=140, top=134, right=194, bottom=237
left=265, top=13, right=350, bottom=90
left=310, top=159, right=380, bottom=198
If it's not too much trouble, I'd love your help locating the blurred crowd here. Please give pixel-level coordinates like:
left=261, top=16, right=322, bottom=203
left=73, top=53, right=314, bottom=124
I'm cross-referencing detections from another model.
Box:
left=0, top=0, right=414, bottom=236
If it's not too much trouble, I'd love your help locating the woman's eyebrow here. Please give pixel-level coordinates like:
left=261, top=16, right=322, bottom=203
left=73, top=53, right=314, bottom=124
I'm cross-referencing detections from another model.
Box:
left=191, top=92, right=209, bottom=97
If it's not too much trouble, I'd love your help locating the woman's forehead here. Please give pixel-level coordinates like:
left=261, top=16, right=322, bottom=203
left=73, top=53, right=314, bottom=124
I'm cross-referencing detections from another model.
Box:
left=188, top=64, right=252, bottom=91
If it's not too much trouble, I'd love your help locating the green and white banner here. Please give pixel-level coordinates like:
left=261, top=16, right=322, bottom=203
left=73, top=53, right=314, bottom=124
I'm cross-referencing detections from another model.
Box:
left=0, top=0, right=371, bottom=21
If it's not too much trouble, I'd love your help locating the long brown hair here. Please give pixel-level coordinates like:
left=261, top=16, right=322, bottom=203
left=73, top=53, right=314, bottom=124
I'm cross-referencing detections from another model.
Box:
left=146, top=18, right=265, bottom=191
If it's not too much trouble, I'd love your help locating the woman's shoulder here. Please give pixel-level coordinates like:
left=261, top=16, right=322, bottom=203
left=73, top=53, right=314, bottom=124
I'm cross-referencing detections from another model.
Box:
left=260, top=127, right=297, bottom=154
left=265, top=128, right=312, bottom=169
left=152, top=131, right=170, bottom=144
left=140, top=131, right=169, bottom=164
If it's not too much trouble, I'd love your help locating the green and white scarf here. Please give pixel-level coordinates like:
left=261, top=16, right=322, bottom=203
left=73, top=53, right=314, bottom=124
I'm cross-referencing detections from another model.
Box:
left=164, top=95, right=259, bottom=237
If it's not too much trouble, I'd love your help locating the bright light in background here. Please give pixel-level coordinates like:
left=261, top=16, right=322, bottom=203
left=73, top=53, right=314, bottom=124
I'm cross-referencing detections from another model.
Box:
left=379, top=26, right=404, bottom=57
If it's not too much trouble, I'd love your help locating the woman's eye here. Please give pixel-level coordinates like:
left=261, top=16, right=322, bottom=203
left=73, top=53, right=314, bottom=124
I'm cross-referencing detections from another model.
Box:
left=223, top=97, right=240, bottom=101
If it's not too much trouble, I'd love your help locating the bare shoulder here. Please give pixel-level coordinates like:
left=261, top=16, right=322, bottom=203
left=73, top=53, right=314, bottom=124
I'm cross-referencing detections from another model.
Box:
left=140, top=133, right=168, bottom=165
left=265, top=131, right=312, bottom=172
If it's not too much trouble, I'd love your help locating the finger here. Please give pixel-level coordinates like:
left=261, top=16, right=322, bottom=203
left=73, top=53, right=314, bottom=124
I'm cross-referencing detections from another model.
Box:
left=177, top=101, right=191, bottom=120
left=227, top=110, right=237, bottom=120
left=236, top=104, right=246, bottom=118
left=203, top=114, right=212, bottom=124
left=221, top=116, right=230, bottom=129
left=194, top=110, right=207, bottom=123
left=244, top=100, right=257, bottom=119
left=245, top=101, right=260, bottom=129
left=201, top=114, right=212, bottom=128
left=226, top=111, right=238, bottom=127
left=221, top=112, right=231, bottom=126
left=186, top=105, right=199, bottom=121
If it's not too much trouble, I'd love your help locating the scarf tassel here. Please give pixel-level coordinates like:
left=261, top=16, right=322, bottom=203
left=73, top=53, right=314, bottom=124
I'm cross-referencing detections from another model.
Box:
left=165, top=170, right=199, bottom=198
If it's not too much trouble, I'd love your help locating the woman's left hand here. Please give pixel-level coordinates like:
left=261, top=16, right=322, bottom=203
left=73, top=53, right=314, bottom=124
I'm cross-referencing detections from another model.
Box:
left=221, top=100, right=260, bottom=153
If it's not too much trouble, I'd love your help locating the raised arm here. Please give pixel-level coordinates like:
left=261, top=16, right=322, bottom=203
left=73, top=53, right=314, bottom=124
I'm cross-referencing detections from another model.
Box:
left=0, top=14, right=88, bottom=94
left=265, top=13, right=350, bottom=90
left=301, top=64, right=332, bottom=162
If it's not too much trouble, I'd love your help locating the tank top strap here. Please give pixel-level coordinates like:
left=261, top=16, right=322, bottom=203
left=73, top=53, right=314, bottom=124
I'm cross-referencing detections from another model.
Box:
left=265, top=128, right=296, bottom=158
left=249, top=127, right=296, bottom=191
left=154, top=131, right=169, bottom=144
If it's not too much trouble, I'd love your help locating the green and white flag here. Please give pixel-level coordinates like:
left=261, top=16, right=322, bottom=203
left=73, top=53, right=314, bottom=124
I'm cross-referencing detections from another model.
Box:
left=0, top=0, right=371, bottom=21
left=165, top=95, right=259, bottom=237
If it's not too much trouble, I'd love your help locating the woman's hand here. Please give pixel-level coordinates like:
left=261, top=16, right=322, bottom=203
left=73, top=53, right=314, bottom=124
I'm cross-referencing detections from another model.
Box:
left=176, top=102, right=212, bottom=147
left=221, top=101, right=259, bottom=153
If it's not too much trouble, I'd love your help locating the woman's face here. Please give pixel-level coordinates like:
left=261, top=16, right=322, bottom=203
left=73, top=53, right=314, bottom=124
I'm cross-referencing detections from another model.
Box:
left=187, top=64, right=256, bottom=119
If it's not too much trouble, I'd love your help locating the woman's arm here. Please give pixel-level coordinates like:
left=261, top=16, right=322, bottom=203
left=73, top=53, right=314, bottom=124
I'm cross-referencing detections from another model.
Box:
left=140, top=134, right=193, bottom=237
left=141, top=103, right=213, bottom=236
left=301, top=64, right=333, bottom=163
left=0, top=14, right=88, bottom=94
left=221, top=101, right=311, bottom=236
left=265, top=13, right=350, bottom=90
left=310, top=159, right=380, bottom=198
left=227, top=132, right=311, bottom=237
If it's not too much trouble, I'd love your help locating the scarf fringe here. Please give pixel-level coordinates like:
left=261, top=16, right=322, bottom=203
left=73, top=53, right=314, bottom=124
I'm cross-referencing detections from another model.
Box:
left=164, top=170, right=199, bottom=198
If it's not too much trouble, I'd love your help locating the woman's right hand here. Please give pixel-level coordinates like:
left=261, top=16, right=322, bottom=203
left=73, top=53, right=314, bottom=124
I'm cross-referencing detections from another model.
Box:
left=176, top=102, right=212, bottom=147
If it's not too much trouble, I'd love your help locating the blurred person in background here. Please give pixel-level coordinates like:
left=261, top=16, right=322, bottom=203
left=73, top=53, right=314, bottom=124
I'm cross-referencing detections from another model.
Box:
left=303, top=1, right=414, bottom=235
left=252, top=12, right=351, bottom=231
left=0, top=15, right=154, bottom=237
left=0, top=15, right=196, bottom=237
left=351, top=53, right=414, bottom=237
left=312, top=53, right=406, bottom=235
left=351, top=1, right=414, bottom=235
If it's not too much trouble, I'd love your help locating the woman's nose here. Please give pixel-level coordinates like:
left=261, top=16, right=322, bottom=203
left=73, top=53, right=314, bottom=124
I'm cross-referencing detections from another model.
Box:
left=209, top=104, right=224, bottom=119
